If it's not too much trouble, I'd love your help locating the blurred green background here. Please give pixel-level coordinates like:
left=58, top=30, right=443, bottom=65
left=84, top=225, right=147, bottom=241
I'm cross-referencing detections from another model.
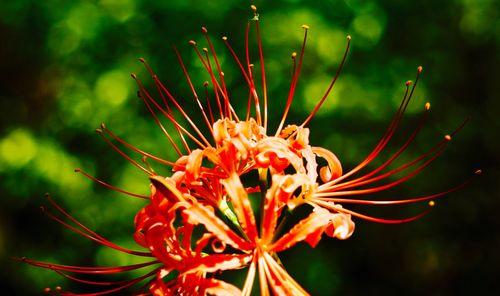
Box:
left=0, top=0, right=498, bottom=295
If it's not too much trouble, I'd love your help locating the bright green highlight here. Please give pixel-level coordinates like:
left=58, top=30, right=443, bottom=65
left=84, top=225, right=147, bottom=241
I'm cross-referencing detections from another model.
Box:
left=0, top=129, right=37, bottom=169
left=95, top=70, right=133, bottom=107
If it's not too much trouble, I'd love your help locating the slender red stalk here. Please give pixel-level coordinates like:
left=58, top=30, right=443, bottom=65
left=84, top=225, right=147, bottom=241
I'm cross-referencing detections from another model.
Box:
left=301, top=35, right=351, bottom=127
left=252, top=5, right=269, bottom=131
left=222, top=36, right=262, bottom=125
left=202, top=27, right=230, bottom=117
left=275, top=25, right=309, bottom=136
left=175, top=44, right=214, bottom=135
left=75, top=168, right=149, bottom=199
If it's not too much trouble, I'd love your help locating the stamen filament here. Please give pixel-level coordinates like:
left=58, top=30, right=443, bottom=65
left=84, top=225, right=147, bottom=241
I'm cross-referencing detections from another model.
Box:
left=301, top=35, right=351, bottom=127
left=320, top=67, right=423, bottom=188
left=75, top=168, right=149, bottom=199
left=222, top=36, right=262, bottom=125
left=42, top=196, right=152, bottom=257
left=96, top=129, right=153, bottom=175
left=317, top=142, right=448, bottom=197
left=315, top=170, right=480, bottom=205
left=313, top=200, right=432, bottom=224
left=202, top=27, right=230, bottom=116
left=275, top=25, right=309, bottom=136
left=253, top=6, right=269, bottom=131
left=175, top=45, right=214, bottom=136
left=101, top=124, right=175, bottom=167
left=133, top=75, right=208, bottom=150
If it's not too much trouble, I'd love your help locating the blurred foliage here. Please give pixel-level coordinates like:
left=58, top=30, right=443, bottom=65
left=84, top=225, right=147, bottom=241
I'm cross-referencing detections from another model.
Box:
left=0, top=0, right=498, bottom=295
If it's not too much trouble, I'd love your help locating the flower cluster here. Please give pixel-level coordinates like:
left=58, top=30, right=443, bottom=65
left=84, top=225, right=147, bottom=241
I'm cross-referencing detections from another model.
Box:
left=22, top=5, right=479, bottom=296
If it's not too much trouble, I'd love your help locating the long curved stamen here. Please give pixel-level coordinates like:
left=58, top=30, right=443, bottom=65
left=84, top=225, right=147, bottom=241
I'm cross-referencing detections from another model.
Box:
left=132, top=74, right=207, bottom=150
left=42, top=195, right=152, bottom=257
left=75, top=168, right=149, bottom=199
left=55, top=268, right=159, bottom=295
left=202, top=81, right=215, bottom=125
left=275, top=25, right=309, bottom=136
left=222, top=36, right=262, bottom=125
left=53, top=268, right=139, bottom=286
left=316, top=140, right=449, bottom=197
left=194, top=44, right=239, bottom=121
left=324, top=139, right=446, bottom=193
left=138, top=58, right=169, bottom=109
left=176, top=44, right=214, bottom=136
left=133, top=73, right=212, bottom=148
left=156, top=55, right=213, bottom=147
left=320, top=67, right=423, bottom=188
left=138, top=59, right=189, bottom=154
left=19, top=257, right=159, bottom=274
left=320, top=115, right=471, bottom=193
left=245, top=22, right=253, bottom=79
left=251, top=5, right=269, bottom=131
left=320, top=102, right=430, bottom=191
left=202, top=26, right=230, bottom=115
left=100, top=123, right=175, bottom=167
left=134, top=75, right=191, bottom=153
left=197, top=47, right=225, bottom=119
left=315, top=169, right=482, bottom=205
left=96, top=129, right=153, bottom=175
left=135, top=65, right=184, bottom=156
left=313, top=199, right=432, bottom=224
left=301, top=35, right=351, bottom=127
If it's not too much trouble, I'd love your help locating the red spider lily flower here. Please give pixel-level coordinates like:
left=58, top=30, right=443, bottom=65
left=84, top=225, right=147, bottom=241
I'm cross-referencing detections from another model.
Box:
left=21, top=5, right=480, bottom=296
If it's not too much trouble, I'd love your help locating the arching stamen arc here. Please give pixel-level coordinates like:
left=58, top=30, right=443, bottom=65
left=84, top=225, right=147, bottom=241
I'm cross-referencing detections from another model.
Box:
left=317, top=142, right=448, bottom=197
left=315, top=170, right=481, bottom=205
left=202, top=27, right=230, bottom=115
left=57, top=268, right=159, bottom=295
left=75, top=168, right=149, bottom=199
left=253, top=6, right=269, bottom=131
left=322, top=127, right=447, bottom=193
left=321, top=103, right=430, bottom=191
left=320, top=67, right=423, bottom=188
left=96, top=129, right=153, bottom=175
left=320, top=114, right=470, bottom=192
left=40, top=201, right=151, bottom=257
left=203, top=81, right=215, bottom=125
left=133, top=73, right=211, bottom=148
left=192, top=43, right=237, bottom=121
left=137, top=60, right=187, bottom=155
left=133, top=74, right=191, bottom=153
left=222, top=36, right=262, bottom=125
left=101, top=124, right=175, bottom=167
left=313, top=200, right=432, bottom=224
left=275, top=26, right=309, bottom=136
left=133, top=75, right=207, bottom=150
left=19, top=257, right=159, bottom=274
left=301, top=35, right=351, bottom=127
left=175, top=44, right=214, bottom=135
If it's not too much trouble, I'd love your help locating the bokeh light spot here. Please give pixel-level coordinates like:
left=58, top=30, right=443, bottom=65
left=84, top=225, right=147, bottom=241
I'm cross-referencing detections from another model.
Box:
left=99, top=0, right=136, bottom=22
left=0, top=129, right=37, bottom=169
left=32, top=142, right=89, bottom=191
left=302, top=74, right=343, bottom=116
left=65, top=3, right=102, bottom=40
left=352, top=14, right=384, bottom=46
left=95, top=70, right=132, bottom=107
left=48, top=23, right=82, bottom=56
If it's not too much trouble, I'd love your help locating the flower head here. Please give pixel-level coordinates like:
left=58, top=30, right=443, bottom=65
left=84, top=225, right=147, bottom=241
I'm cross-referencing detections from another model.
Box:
left=22, top=5, right=479, bottom=295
